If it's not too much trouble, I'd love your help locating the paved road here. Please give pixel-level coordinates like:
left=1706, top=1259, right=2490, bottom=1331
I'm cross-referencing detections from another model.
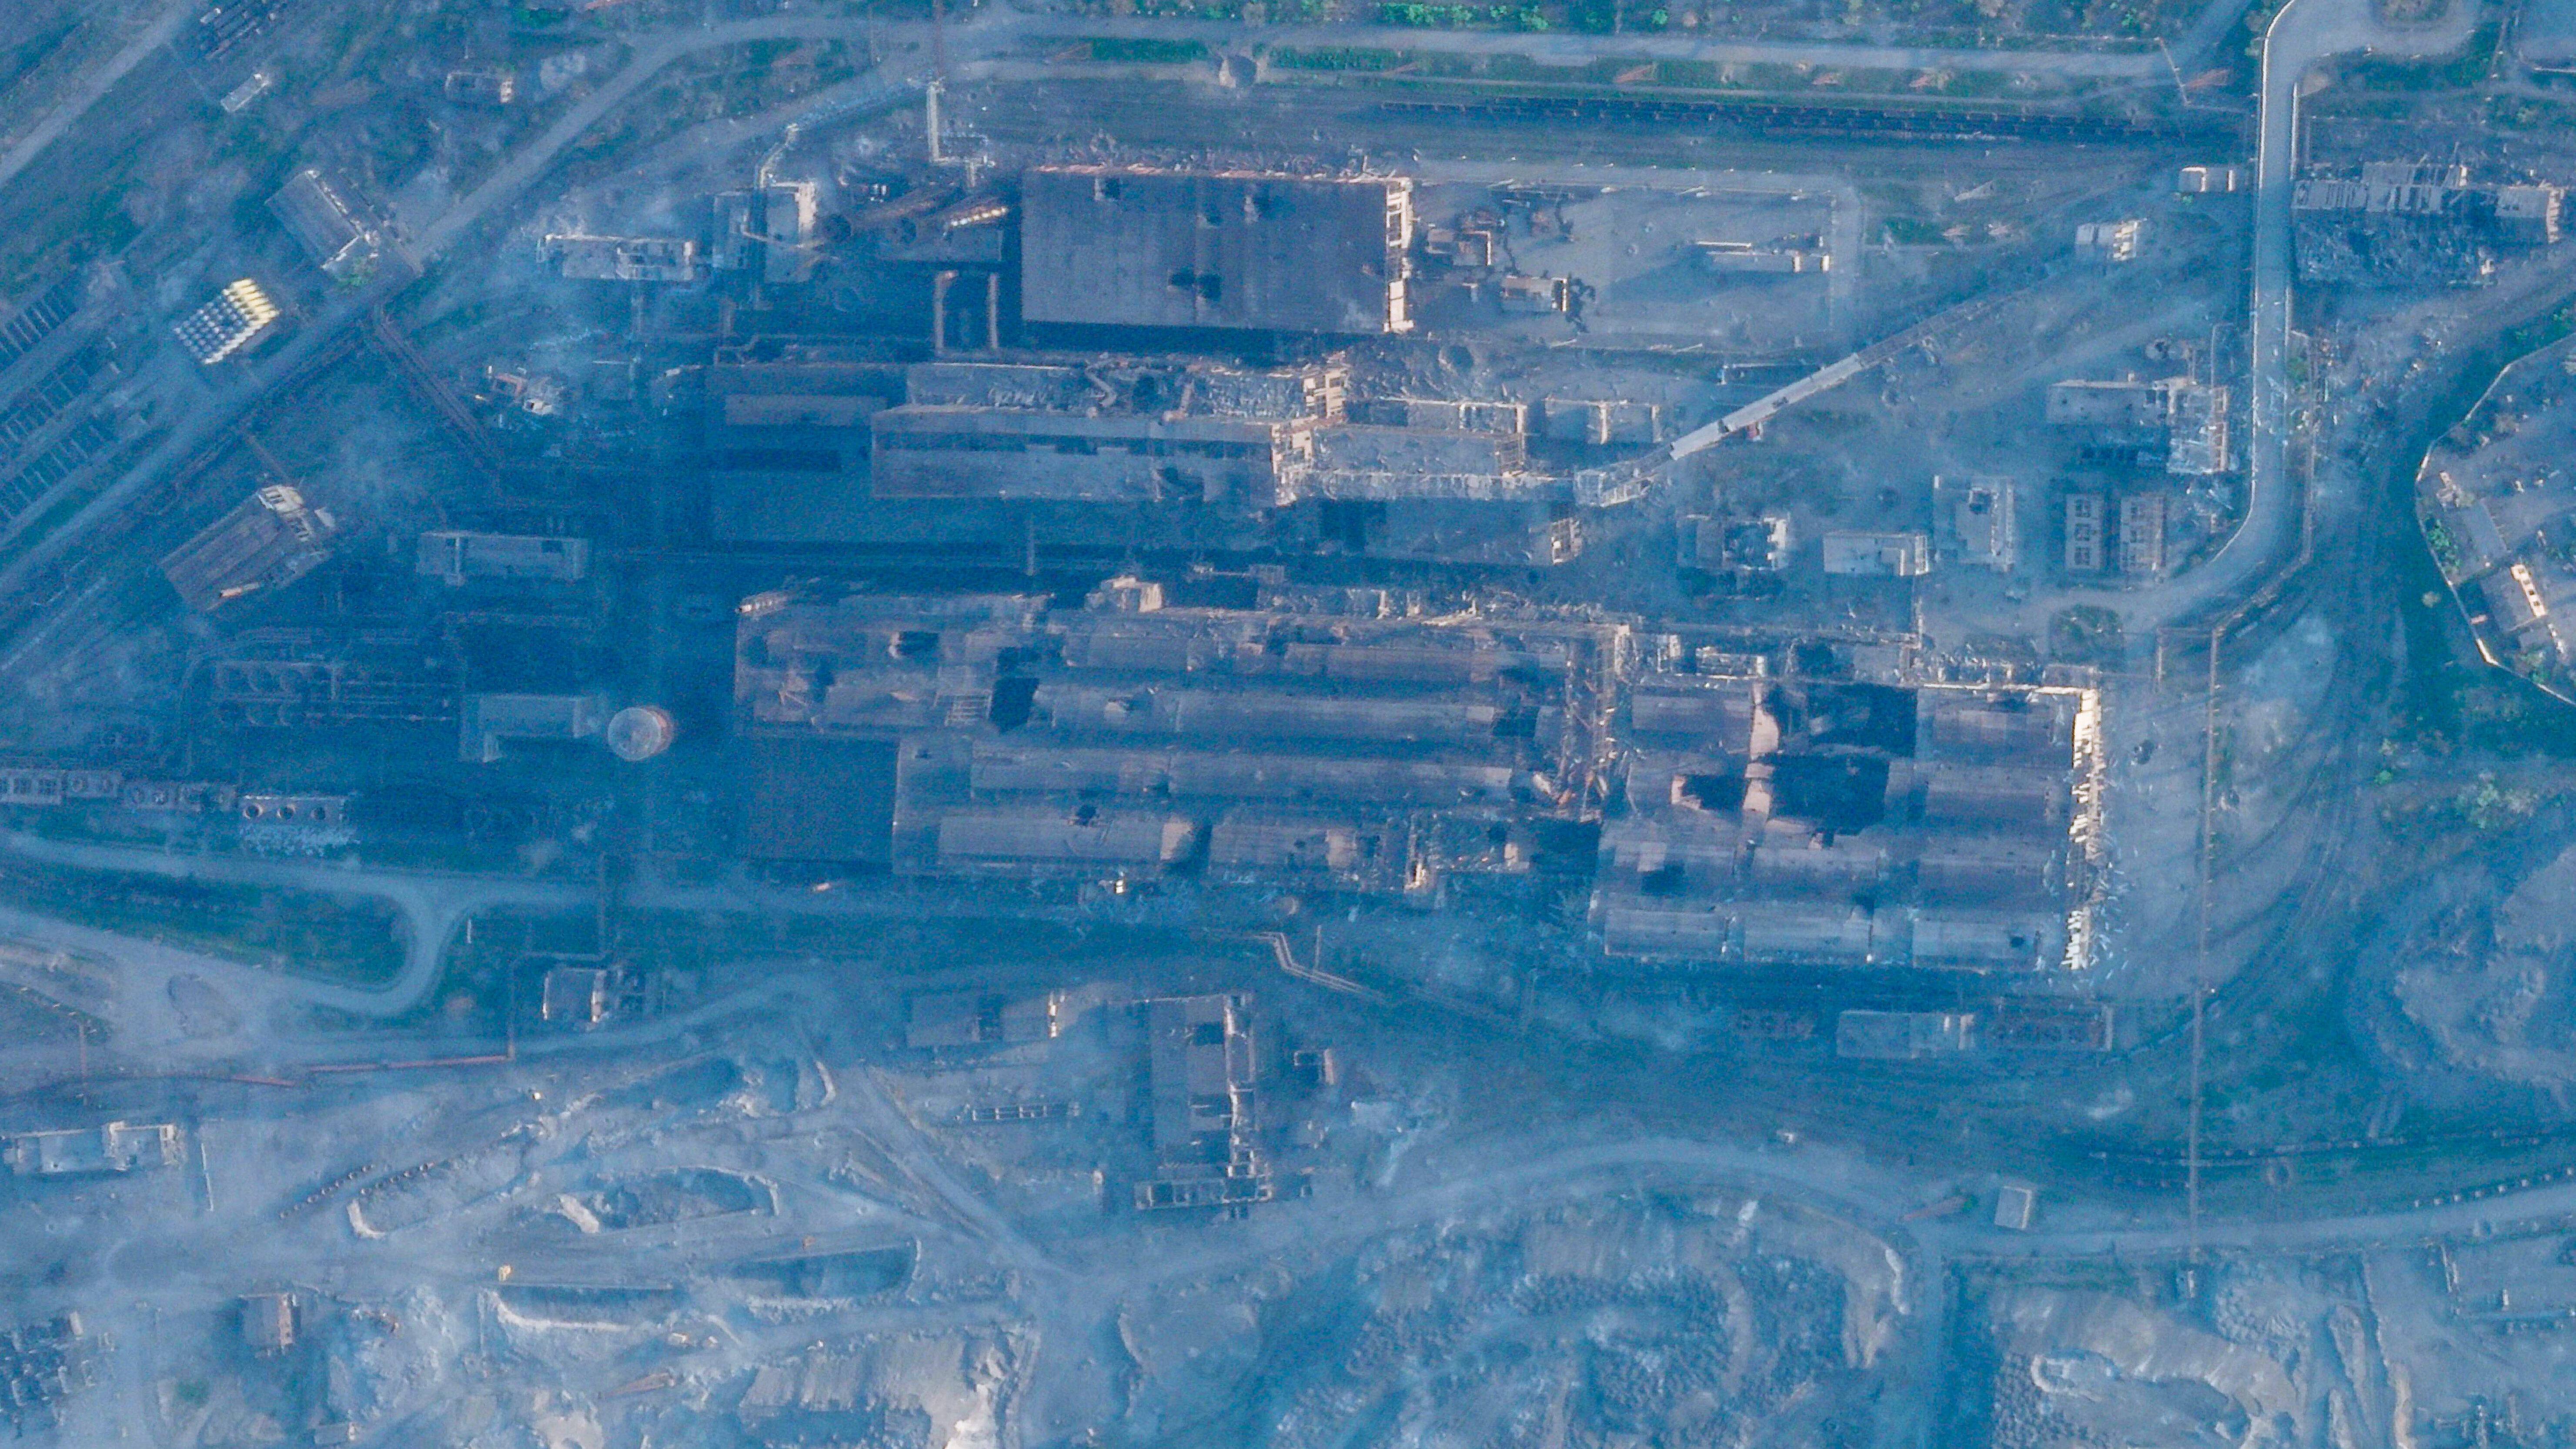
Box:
left=2246, top=0, right=2475, bottom=541
left=1924, top=0, right=2477, bottom=648
left=1049, top=13, right=2180, bottom=77
left=413, top=17, right=936, bottom=262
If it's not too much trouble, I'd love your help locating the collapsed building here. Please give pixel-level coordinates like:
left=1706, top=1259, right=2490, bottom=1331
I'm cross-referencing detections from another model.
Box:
left=1590, top=674, right=2104, bottom=972
left=705, top=353, right=1613, bottom=560
left=1136, top=992, right=1269, bottom=1210
left=712, top=181, right=819, bottom=284
left=733, top=585, right=1622, bottom=888
left=546, top=234, right=698, bottom=283
left=2293, top=162, right=2564, bottom=287
left=732, top=581, right=2104, bottom=972
left=3, top=1121, right=183, bottom=1175
left=0, top=1315, right=94, bottom=1434
left=872, top=357, right=1345, bottom=505
left=2045, top=377, right=2229, bottom=477
left=1934, top=476, right=2018, bottom=572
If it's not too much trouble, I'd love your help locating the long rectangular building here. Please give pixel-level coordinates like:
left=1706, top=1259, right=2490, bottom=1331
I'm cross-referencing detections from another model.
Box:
left=735, top=586, right=1622, bottom=887
left=869, top=407, right=1309, bottom=504
left=1019, top=167, right=1413, bottom=335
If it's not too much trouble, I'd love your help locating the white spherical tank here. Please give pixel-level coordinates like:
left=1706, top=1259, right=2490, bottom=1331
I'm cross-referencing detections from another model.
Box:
left=605, top=705, right=676, bottom=762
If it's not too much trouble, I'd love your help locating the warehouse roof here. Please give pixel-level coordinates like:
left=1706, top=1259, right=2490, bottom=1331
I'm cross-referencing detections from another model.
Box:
left=1019, top=167, right=1413, bottom=335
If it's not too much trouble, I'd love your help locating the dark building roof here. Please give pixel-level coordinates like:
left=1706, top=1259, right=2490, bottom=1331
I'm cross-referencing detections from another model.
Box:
left=1019, top=167, right=1413, bottom=335
left=742, top=736, right=899, bottom=865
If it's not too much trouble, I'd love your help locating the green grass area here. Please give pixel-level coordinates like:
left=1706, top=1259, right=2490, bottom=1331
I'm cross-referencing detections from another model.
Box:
left=1083, top=36, right=1209, bottom=63
left=0, top=855, right=407, bottom=986
left=2341, top=22, right=2499, bottom=91
left=2486, top=93, right=2576, bottom=133
left=0, top=20, right=77, bottom=99
left=1269, top=45, right=1410, bottom=70
left=1375, top=3, right=1553, bottom=29
left=2049, top=605, right=2125, bottom=668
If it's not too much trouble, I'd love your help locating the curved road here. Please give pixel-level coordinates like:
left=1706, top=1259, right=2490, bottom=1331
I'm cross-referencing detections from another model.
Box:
left=1920, top=0, right=2477, bottom=647
left=0, top=830, right=588, bottom=1017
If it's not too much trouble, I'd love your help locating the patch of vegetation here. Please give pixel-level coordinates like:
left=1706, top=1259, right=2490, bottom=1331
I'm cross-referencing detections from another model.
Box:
left=0, top=20, right=77, bottom=99
left=1270, top=45, right=1410, bottom=70
left=0, top=857, right=406, bottom=986
left=2422, top=518, right=2458, bottom=572
left=2341, top=23, right=2499, bottom=91
left=1880, top=216, right=1949, bottom=246
left=2456, top=771, right=2545, bottom=831
left=1083, top=36, right=1209, bottom=63
left=1376, top=2, right=1552, bottom=27
left=2049, top=605, right=2125, bottom=668
left=2486, top=94, right=2576, bottom=133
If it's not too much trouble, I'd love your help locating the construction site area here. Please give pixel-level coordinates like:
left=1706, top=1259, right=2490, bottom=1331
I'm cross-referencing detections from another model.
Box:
left=10, top=0, right=2576, bottom=1441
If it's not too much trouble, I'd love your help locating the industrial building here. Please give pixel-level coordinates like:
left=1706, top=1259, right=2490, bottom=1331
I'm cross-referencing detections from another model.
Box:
left=1136, top=993, right=1270, bottom=1210
left=546, top=235, right=698, bottom=283
left=1934, top=476, right=2018, bottom=572
left=702, top=356, right=898, bottom=540
left=267, top=169, right=382, bottom=280
left=871, top=406, right=1310, bottom=504
left=415, top=531, right=590, bottom=585
left=1541, top=397, right=1665, bottom=447
left=172, top=277, right=279, bottom=364
left=240, top=1294, right=297, bottom=1355
left=712, top=182, right=822, bottom=283
left=1590, top=674, right=2103, bottom=972
left=869, top=357, right=1338, bottom=506
left=2118, top=494, right=2169, bottom=578
left=3, top=1121, right=182, bottom=1175
left=0, top=764, right=124, bottom=808
left=2065, top=493, right=2107, bottom=574
left=731, top=582, right=2104, bottom=958
left=159, top=484, right=339, bottom=611
left=1691, top=240, right=1830, bottom=275
left=703, top=349, right=1633, bottom=543
left=459, top=692, right=610, bottom=763
left=2292, top=163, right=2565, bottom=285
left=1821, top=531, right=1930, bottom=577
left=733, top=585, right=1622, bottom=888
left=906, top=989, right=1063, bottom=1049
left=197, top=630, right=461, bottom=730
left=1019, top=167, right=1414, bottom=335
left=1679, top=514, right=1793, bottom=574
left=1836, top=1010, right=1979, bottom=1059
left=2045, top=377, right=2228, bottom=477
left=2073, top=220, right=2143, bottom=263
